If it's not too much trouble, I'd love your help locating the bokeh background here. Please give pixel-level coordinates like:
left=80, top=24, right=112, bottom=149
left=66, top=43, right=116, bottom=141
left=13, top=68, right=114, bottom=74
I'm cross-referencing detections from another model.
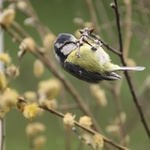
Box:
left=1, top=0, right=150, bottom=150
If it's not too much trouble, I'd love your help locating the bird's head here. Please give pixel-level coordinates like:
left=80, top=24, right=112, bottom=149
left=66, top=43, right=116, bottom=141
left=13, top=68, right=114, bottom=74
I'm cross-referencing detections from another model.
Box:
left=54, top=33, right=78, bottom=65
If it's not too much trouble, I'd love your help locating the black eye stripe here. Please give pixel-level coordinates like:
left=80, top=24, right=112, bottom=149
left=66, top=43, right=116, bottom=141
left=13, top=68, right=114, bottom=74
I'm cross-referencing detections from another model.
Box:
left=59, top=41, right=77, bottom=50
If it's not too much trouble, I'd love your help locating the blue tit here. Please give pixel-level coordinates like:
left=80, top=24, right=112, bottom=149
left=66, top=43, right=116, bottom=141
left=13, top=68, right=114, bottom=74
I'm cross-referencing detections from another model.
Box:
left=54, top=33, right=145, bottom=83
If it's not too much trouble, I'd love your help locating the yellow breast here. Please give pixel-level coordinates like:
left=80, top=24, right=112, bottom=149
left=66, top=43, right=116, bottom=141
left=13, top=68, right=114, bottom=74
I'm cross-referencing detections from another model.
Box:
left=65, top=44, right=111, bottom=73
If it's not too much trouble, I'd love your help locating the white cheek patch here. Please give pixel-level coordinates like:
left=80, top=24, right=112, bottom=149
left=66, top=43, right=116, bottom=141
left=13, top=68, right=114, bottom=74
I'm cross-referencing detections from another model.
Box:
left=55, top=42, right=62, bottom=49
left=61, top=44, right=76, bottom=55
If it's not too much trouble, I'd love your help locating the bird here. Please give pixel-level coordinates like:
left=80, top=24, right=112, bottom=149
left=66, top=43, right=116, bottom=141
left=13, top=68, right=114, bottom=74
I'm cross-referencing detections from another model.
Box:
left=54, top=33, right=145, bottom=83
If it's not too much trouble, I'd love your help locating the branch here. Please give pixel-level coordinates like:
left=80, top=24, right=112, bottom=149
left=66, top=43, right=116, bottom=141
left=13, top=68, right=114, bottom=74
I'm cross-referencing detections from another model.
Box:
left=110, top=2, right=123, bottom=52
left=39, top=105, right=130, bottom=150
left=111, top=0, right=150, bottom=138
left=58, top=103, right=79, bottom=110
left=111, top=81, right=127, bottom=145
left=90, top=32, right=121, bottom=56
left=123, top=0, right=132, bottom=59
left=84, top=0, right=100, bottom=34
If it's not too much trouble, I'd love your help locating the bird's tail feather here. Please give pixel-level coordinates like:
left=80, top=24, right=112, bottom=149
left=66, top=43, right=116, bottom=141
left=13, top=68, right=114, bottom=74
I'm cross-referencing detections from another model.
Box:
left=117, top=66, right=145, bottom=71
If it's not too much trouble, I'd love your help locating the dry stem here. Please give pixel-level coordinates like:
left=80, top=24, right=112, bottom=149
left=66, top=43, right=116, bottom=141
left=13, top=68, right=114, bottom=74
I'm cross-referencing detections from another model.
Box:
left=112, top=0, right=150, bottom=138
left=39, top=105, right=130, bottom=150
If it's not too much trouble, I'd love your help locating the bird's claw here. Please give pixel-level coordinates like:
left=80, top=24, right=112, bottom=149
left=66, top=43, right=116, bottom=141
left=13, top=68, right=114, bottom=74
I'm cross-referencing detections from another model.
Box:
left=76, top=51, right=81, bottom=58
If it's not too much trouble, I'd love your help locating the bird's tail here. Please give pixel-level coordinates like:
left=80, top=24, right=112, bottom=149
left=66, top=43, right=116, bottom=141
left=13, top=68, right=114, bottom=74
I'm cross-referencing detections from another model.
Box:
left=106, top=66, right=145, bottom=81
left=117, top=66, right=145, bottom=71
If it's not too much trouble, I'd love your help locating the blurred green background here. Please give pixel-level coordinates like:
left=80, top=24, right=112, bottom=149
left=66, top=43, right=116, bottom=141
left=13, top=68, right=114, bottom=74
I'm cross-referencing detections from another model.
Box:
left=2, top=0, right=150, bottom=150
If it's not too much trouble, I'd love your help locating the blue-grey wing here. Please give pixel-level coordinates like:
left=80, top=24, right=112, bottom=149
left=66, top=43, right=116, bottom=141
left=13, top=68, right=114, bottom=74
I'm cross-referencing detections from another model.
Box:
left=64, top=61, right=120, bottom=83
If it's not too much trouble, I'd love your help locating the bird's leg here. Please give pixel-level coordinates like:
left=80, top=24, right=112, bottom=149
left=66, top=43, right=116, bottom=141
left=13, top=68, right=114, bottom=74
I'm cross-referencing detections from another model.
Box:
left=76, top=28, right=91, bottom=58
left=77, top=27, right=103, bottom=54
left=76, top=46, right=81, bottom=58
left=76, top=39, right=83, bottom=58
left=93, top=39, right=103, bottom=49
left=79, top=27, right=103, bottom=51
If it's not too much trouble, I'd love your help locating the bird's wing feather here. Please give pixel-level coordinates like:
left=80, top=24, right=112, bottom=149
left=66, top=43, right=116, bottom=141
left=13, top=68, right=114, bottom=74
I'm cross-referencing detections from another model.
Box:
left=64, top=62, right=120, bottom=83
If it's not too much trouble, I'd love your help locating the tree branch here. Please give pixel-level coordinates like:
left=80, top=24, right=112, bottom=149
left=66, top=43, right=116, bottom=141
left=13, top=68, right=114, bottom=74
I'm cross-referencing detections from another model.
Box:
left=39, top=105, right=130, bottom=150
left=111, top=0, right=150, bottom=138
left=90, top=32, right=121, bottom=56
left=84, top=0, right=100, bottom=34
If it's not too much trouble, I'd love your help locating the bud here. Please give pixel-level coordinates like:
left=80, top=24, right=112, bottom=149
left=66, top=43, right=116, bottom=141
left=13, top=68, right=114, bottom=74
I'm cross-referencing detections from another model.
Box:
left=33, top=59, right=44, bottom=77
left=82, top=133, right=92, bottom=145
left=43, top=33, right=56, bottom=50
left=45, top=99, right=58, bottom=109
left=83, top=22, right=94, bottom=28
left=92, top=134, right=104, bottom=150
left=79, top=116, right=92, bottom=128
left=0, top=88, right=18, bottom=108
left=124, top=135, right=130, bottom=144
left=0, top=71, right=7, bottom=91
left=0, top=106, right=7, bottom=119
left=38, top=78, right=61, bottom=100
left=74, top=29, right=81, bottom=39
left=24, top=17, right=35, bottom=27
left=143, top=75, right=150, bottom=98
left=17, top=47, right=26, bottom=58
left=110, top=3, right=116, bottom=9
left=36, top=107, right=44, bottom=116
left=0, top=88, right=18, bottom=119
left=73, top=17, right=84, bottom=25
left=33, top=136, right=46, bottom=149
left=126, top=58, right=137, bottom=67
left=17, top=1, right=28, bottom=11
left=21, top=37, right=36, bottom=52
left=23, top=91, right=37, bottom=102
left=0, top=53, right=11, bottom=65
left=23, top=103, right=38, bottom=120
left=0, top=9, right=15, bottom=27
left=26, top=122, right=46, bottom=137
left=38, top=98, right=58, bottom=110
left=124, top=0, right=130, bottom=5
left=6, top=65, right=20, bottom=78
left=115, top=112, right=126, bottom=124
left=90, top=84, right=107, bottom=107
left=106, top=124, right=120, bottom=135
left=17, top=97, right=27, bottom=113
left=63, top=112, right=75, bottom=128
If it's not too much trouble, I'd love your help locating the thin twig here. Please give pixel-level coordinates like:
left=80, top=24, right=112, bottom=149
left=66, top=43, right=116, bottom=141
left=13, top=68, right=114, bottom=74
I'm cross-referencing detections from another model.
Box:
left=94, top=0, right=115, bottom=42
left=65, top=128, right=71, bottom=150
left=112, top=0, right=150, bottom=138
left=84, top=0, right=100, bottom=34
left=112, top=81, right=127, bottom=145
left=12, top=21, right=29, bottom=38
left=123, top=0, right=132, bottom=59
left=90, top=32, right=121, bottom=56
left=59, top=103, right=79, bottom=110
left=19, top=0, right=52, bottom=38
left=39, top=105, right=130, bottom=150
left=111, top=2, right=123, bottom=53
